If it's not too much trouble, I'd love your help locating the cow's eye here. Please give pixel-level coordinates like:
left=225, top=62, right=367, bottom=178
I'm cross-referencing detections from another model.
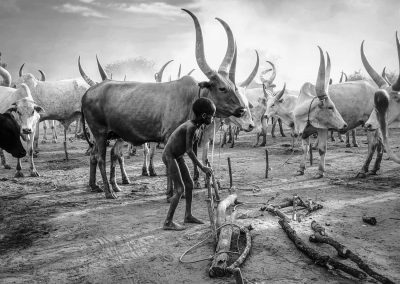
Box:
left=32, top=110, right=35, bottom=115
left=328, top=106, right=334, bottom=110
left=218, top=87, right=227, bottom=93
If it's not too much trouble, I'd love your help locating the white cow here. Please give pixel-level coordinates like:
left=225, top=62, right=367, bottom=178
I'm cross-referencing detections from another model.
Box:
left=0, top=66, right=44, bottom=177
left=15, top=64, right=90, bottom=160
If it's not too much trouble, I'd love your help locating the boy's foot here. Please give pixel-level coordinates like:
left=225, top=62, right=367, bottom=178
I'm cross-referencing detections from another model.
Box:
left=184, top=215, right=204, bottom=224
left=163, top=221, right=185, bottom=231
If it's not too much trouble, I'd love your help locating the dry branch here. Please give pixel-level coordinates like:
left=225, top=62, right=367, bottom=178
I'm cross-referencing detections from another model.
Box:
left=262, top=204, right=291, bottom=223
left=309, top=233, right=394, bottom=284
left=278, top=219, right=367, bottom=280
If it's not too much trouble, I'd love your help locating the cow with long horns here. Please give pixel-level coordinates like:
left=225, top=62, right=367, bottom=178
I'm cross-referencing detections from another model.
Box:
left=0, top=66, right=44, bottom=177
left=14, top=64, right=90, bottom=160
left=362, top=32, right=400, bottom=170
left=80, top=9, right=246, bottom=199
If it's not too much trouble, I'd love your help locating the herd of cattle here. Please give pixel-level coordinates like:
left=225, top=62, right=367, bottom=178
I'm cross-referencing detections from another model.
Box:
left=0, top=9, right=399, bottom=199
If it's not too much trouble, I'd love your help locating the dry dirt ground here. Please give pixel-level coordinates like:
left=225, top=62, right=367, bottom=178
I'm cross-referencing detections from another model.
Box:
left=0, top=127, right=399, bottom=284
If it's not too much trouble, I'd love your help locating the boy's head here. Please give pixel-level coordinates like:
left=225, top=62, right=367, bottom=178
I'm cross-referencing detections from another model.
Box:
left=192, top=97, right=216, bottom=125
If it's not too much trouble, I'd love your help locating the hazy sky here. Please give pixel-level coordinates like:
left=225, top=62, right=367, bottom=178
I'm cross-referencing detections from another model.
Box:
left=0, top=0, right=399, bottom=89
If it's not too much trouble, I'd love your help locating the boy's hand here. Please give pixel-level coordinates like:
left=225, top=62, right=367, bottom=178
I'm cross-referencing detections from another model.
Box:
left=203, top=166, right=213, bottom=175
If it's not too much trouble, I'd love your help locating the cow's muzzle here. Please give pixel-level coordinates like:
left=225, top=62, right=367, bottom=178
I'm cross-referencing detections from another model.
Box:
left=22, top=128, right=32, bottom=134
left=338, top=124, right=348, bottom=133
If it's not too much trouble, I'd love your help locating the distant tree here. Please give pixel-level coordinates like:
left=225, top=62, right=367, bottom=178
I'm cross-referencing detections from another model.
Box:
left=347, top=69, right=376, bottom=86
left=104, top=57, right=156, bottom=82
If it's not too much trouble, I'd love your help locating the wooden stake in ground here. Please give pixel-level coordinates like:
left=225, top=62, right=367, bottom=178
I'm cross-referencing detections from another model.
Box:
left=227, top=157, right=233, bottom=189
left=265, top=149, right=269, bottom=178
left=206, top=173, right=217, bottom=243
left=279, top=219, right=367, bottom=280
left=309, top=142, right=313, bottom=165
left=309, top=222, right=394, bottom=284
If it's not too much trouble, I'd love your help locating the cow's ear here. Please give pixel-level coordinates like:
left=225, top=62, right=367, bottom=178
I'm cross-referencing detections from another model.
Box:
left=198, top=81, right=212, bottom=89
left=34, top=105, right=45, bottom=114
left=248, top=102, right=254, bottom=109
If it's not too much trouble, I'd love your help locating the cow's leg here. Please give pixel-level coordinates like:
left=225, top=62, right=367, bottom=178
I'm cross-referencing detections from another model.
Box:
left=63, top=126, right=69, bottom=160
left=89, top=144, right=102, bottom=192
left=142, top=143, right=149, bottom=176
left=235, top=126, right=239, bottom=140
left=34, top=123, right=40, bottom=154
left=221, top=131, right=227, bottom=147
left=51, top=121, right=58, bottom=143
left=0, top=149, right=11, bottom=169
left=315, top=129, right=328, bottom=179
left=253, top=133, right=260, bottom=147
left=128, top=144, right=136, bottom=157
left=330, top=130, right=335, bottom=142
left=356, top=130, right=376, bottom=178
left=345, top=131, right=351, bottom=148
left=370, top=139, right=384, bottom=175
left=278, top=118, right=286, bottom=137
left=271, top=117, right=277, bottom=138
left=27, top=133, right=39, bottom=177
left=74, top=117, right=81, bottom=138
left=148, top=142, right=157, bottom=176
left=229, top=126, right=235, bottom=148
left=112, top=139, right=130, bottom=184
left=352, top=129, right=358, bottom=147
left=96, top=136, right=116, bottom=199
left=192, top=139, right=200, bottom=189
left=15, top=158, right=24, bottom=178
left=297, top=137, right=310, bottom=175
left=338, top=132, right=344, bottom=142
left=227, top=125, right=232, bottom=143
left=42, top=121, right=48, bottom=143
left=110, top=139, right=123, bottom=192
left=260, top=132, right=267, bottom=147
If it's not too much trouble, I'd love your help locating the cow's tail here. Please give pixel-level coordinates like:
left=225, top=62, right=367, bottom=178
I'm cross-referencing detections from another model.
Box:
left=81, top=106, right=94, bottom=148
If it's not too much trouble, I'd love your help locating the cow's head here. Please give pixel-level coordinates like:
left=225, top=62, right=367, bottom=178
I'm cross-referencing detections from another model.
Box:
left=6, top=84, right=44, bottom=135
left=14, top=63, right=46, bottom=90
left=362, top=32, right=400, bottom=131
left=183, top=9, right=245, bottom=118
left=260, top=61, right=276, bottom=92
left=265, top=84, right=286, bottom=118
left=0, top=113, right=26, bottom=158
left=294, top=47, right=347, bottom=134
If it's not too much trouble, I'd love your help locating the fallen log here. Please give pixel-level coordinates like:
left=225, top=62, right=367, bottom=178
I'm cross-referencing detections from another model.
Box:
left=279, top=219, right=367, bottom=280
left=261, top=204, right=291, bottom=223
left=309, top=233, right=394, bottom=284
left=210, top=194, right=238, bottom=277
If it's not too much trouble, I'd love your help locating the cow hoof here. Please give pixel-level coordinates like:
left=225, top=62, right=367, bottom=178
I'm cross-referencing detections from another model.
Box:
left=296, top=170, right=304, bottom=176
left=14, top=171, right=24, bottom=178
left=122, top=178, right=130, bottom=185
left=41, top=140, right=47, bottom=144
left=90, top=184, right=103, bottom=192
left=149, top=170, right=157, bottom=177
left=353, top=143, right=359, bottom=147
left=356, top=172, right=367, bottom=178
left=142, top=168, right=149, bottom=176
left=346, top=143, right=351, bottom=148
left=369, top=171, right=378, bottom=176
left=314, top=173, right=324, bottom=179
left=260, top=143, right=266, bottom=147
left=3, top=164, right=11, bottom=170
left=105, top=192, right=118, bottom=199
left=193, top=181, right=201, bottom=189
left=30, top=171, right=40, bottom=177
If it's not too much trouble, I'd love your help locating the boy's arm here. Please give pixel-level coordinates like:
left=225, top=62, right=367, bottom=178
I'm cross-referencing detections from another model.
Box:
left=185, top=125, right=206, bottom=172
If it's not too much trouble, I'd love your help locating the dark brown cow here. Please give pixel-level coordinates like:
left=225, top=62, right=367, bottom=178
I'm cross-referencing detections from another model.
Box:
left=81, top=9, right=246, bottom=199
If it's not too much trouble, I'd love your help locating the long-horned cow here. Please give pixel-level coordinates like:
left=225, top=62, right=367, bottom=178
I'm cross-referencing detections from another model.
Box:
left=15, top=64, right=90, bottom=160
left=80, top=9, right=246, bottom=199
left=0, top=66, right=44, bottom=177
left=294, top=47, right=348, bottom=178
left=363, top=32, right=400, bottom=169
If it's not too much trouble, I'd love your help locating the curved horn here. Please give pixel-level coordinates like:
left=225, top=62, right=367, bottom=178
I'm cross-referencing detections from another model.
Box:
left=339, top=71, right=344, bottom=83
left=325, top=52, right=331, bottom=88
left=259, top=67, right=272, bottom=83
left=274, top=83, right=286, bottom=101
left=19, top=63, right=25, bottom=77
left=229, top=42, right=237, bottom=84
left=392, top=31, right=400, bottom=91
left=124, top=74, right=127, bottom=81
left=38, top=70, right=46, bottom=81
left=382, top=67, right=391, bottom=86
left=155, top=59, right=173, bottom=82
left=187, top=69, right=196, bottom=76
left=264, top=61, right=277, bottom=86
left=78, top=56, right=95, bottom=87
left=177, top=64, right=181, bottom=79
left=239, top=50, right=260, bottom=88
left=96, top=55, right=108, bottom=81
left=182, top=9, right=213, bottom=78
left=361, top=40, right=388, bottom=88
left=315, top=46, right=328, bottom=100
left=215, top=17, right=235, bottom=75
left=0, top=65, right=11, bottom=87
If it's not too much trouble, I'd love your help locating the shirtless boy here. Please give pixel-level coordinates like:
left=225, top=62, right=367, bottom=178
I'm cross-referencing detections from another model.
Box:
left=162, top=97, right=215, bottom=231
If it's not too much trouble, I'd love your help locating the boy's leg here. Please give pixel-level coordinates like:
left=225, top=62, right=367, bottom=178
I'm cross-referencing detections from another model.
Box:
left=163, top=157, right=185, bottom=231
left=178, top=157, right=203, bottom=224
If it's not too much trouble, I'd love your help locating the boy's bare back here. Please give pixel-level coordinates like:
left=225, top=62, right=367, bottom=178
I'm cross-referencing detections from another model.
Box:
left=163, top=120, right=199, bottom=159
